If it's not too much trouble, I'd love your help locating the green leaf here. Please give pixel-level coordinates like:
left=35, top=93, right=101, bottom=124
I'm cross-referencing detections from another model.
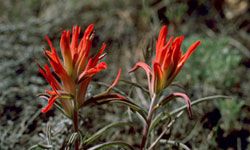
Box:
left=28, top=144, right=53, bottom=150
left=154, top=92, right=192, bottom=118
left=170, top=95, right=231, bottom=116
left=120, top=79, right=150, bottom=95
left=87, top=141, right=134, bottom=150
left=149, top=111, right=171, bottom=134
left=85, top=94, right=147, bottom=121
left=54, top=101, right=71, bottom=118
left=107, top=99, right=147, bottom=121
left=67, top=132, right=79, bottom=146
left=84, top=93, right=124, bottom=105
left=150, top=95, right=230, bottom=132
left=83, top=122, right=131, bottom=146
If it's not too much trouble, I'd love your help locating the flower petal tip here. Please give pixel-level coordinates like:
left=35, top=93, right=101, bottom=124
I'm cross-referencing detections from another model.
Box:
left=107, top=69, right=122, bottom=92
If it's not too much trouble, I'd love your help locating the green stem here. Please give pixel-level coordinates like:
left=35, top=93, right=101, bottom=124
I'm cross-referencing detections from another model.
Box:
left=73, top=101, right=79, bottom=150
left=140, top=94, right=156, bottom=150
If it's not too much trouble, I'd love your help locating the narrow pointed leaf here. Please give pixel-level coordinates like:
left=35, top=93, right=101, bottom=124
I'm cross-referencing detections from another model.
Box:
left=84, top=94, right=147, bottom=120
left=153, top=92, right=192, bottom=118
left=83, top=122, right=130, bottom=145
left=28, top=144, right=53, bottom=150
left=120, top=79, right=149, bottom=95
left=67, top=132, right=79, bottom=146
left=87, top=141, right=134, bottom=150
left=150, top=95, right=230, bottom=131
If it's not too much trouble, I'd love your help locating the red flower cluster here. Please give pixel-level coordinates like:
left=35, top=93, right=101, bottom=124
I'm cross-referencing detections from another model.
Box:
left=130, top=25, right=200, bottom=96
left=130, top=26, right=200, bottom=117
left=39, top=24, right=119, bottom=116
left=39, top=24, right=200, bottom=119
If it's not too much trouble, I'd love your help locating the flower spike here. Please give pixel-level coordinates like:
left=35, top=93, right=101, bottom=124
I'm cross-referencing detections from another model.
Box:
left=130, top=25, right=200, bottom=119
left=38, top=24, right=113, bottom=116
left=130, top=25, right=201, bottom=95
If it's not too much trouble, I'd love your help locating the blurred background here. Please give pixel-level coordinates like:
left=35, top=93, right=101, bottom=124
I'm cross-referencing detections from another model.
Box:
left=0, top=0, right=249, bottom=149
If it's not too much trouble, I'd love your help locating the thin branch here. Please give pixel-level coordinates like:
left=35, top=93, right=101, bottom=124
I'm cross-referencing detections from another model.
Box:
left=160, top=139, right=191, bottom=150
left=148, top=111, right=183, bottom=150
left=140, top=94, right=157, bottom=150
left=17, top=110, right=41, bottom=138
left=87, top=141, right=134, bottom=150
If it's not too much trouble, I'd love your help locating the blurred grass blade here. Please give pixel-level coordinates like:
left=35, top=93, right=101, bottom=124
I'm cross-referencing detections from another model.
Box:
left=28, top=144, right=53, bottom=150
left=87, top=141, right=134, bottom=150
left=160, top=139, right=191, bottom=150
left=46, top=123, right=52, bottom=145
left=67, top=132, right=79, bottom=146
left=83, top=122, right=131, bottom=145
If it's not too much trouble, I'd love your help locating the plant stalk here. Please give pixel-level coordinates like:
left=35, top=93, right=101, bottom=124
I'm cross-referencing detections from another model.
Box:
left=73, top=102, right=79, bottom=150
left=140, top=94, right=156, bottom=150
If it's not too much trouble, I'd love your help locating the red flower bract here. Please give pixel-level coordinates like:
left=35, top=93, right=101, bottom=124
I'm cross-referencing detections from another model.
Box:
left=39, top=24, right=109, bottom=116
left=130, top=25, right=201, bottom=95
left=130, top=25, right=200, bottom=118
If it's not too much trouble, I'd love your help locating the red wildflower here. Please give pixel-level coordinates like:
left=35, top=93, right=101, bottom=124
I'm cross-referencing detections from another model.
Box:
left=130, top=25, right=200, bottom=116
left=39, top=24, right=120, bottom=116
left=130, top=25, right=200, bottom=95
